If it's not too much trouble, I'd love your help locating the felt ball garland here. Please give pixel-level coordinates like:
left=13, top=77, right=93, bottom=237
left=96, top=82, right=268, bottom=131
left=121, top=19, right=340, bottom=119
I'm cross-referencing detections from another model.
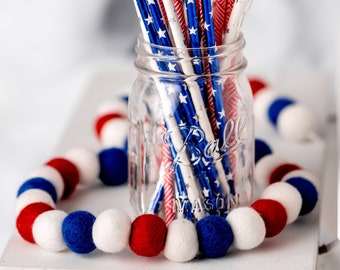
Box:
left=13, top=93, right=320, bottom=262
left=14, top=142, right=319, bottom=261
left=249, top=77, right=316, bottom=141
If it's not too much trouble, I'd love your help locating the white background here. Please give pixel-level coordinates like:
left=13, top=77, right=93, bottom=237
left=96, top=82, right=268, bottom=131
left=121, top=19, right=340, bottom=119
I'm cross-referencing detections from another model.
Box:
left=0, top=0, right=339, bottom=259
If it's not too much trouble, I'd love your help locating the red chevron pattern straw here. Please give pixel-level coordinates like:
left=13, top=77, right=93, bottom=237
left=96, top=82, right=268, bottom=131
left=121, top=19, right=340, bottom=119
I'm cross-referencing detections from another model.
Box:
left=162, top=131, right=176, bottom=225
left=173, top=0, right=189, bottom=46
left=213, top=0, right=227, bottom=46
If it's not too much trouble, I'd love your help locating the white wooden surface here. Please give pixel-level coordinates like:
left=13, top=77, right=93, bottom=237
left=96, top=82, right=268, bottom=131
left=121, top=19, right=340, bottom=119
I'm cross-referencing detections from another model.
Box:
left=0, top=70, right=329, bottom=270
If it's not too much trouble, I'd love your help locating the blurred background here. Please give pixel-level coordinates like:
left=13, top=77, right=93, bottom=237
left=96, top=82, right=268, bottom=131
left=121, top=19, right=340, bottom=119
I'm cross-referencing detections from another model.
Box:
left=0, top=0, right=339, bottom=255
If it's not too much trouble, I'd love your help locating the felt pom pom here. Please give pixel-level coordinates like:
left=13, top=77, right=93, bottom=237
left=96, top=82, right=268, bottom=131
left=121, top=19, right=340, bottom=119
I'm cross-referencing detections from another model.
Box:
left=29, top=166, right=64, bottom=200
left=196, top=215, right=233, bottom=258
left=249, top=77, right=267, bottom=97
left=64, top=148, right=100, bottom=185
left=15, top=189, right=56, bottom=217
left=269, top=163, right=301, bottom=184
left=95, top=112, right=125, bottom=139
left=255, top=154, right=284, bottom=188
left=129, top=214, right=167, bottom=257
left=285, top=177, right=318, bottom=215
left=32, top=210, right=67, bottom=251
left=261, top=182, right=302, bottom=224
left=227, top=207, right=265, bottom=250
left=100, top=119, right=129, bottom=148
left=17, top=177, right=58, bottom=203
left=16, top=202, right=55, bottom=243
left=253, top=88, right=278, bottom=126
left=46, top=158, right=80, bottom=199
left=281, top=169, right=320, bottom=191
left=268, top=97, right=295, bottom=127
left=277, top=103, right=315, bottom=141
left=251, top=199, right=287, bottom=238
left=98, top=147, right=128, bottom=186
left=62, top=211, right=96, bottom=254
left=164, top=218, right=198, bottom=262
left=92, top=209, right=131, bottom=253
left=255, top=138, right=272, bottom=164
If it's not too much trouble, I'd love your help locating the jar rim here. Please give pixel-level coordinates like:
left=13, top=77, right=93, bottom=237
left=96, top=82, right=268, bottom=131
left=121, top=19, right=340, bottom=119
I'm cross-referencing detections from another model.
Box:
left=135, top=33, right=245, bottom=58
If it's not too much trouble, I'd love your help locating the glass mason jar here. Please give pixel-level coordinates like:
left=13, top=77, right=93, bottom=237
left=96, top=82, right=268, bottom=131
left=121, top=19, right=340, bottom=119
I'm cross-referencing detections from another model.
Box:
left=128, top=34, right=254, bottom=222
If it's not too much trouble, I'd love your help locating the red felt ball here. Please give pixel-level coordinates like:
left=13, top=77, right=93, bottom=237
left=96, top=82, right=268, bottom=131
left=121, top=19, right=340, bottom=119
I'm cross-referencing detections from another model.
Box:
left=248, top=78, right=267, bottom=97
left=95, top=112, right=125, bottom=138
left=251, top=199, right=287, bottom=238
left=269, top=163, right=301, bottom=185
left=129, top=214, right=167, bottom=257
left=16, top=202, right=54, bottom=243
left=46, top=158, right=80, bottom=199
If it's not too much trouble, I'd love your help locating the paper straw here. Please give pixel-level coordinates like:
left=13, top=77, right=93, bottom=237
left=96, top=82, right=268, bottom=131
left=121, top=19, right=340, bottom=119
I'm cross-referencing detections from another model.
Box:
left=173, top=0, right=189, bottom=46
left=133, top=0, right=205, bottom=220
left=213, top=0, right=227, bottom=45
left=201, top=0, right=235, bottom=194
left=162, top=125, right=176, bottom=225
left=224, top=0, right=252, bottom=43
left=224, top=0, right=235, bottom=33
left=185, top=0, right=206, bottom=105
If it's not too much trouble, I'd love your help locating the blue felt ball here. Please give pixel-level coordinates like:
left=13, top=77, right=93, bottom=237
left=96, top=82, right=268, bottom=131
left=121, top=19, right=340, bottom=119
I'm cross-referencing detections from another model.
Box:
left=196, top=215, right=233, bottom=258
left=255, top=138, right=272, bottom=164
left=285, top=177, right=318, bottom=215
left=98, top=147, right=128, bottom=186
left=268, top=98, right=295, bottom=127
left=62, top=211, right=96, bottom=254
left=17, top=177, right=57, bottom=203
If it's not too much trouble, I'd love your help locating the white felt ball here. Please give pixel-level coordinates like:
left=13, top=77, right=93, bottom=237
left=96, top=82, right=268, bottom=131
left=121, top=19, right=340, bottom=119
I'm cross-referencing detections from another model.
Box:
left=227, top=207, right=266, bottom=250
left=277, top=104, right=315, bottom=141
left=100, top=118, right=129, bottom=148
left=253, top=88, right=278, bottom=127
left=15, top=189, right=56, bottom=216
left=96, top=99, right=128, bottom=118
left=164, top=219, right=199, bottom=262
left=281, top=169, right=320, bottom=192
left=92, top=209, right=131, bottom=253
left=64, top=148, right=100, bottom=185
left=261, top=182, right=302, bottom=224
left=32, top=210, right=67, bottom=252
left=29, top=166, right=64, bottom=200
left=254, top=154, right=285, bottom=188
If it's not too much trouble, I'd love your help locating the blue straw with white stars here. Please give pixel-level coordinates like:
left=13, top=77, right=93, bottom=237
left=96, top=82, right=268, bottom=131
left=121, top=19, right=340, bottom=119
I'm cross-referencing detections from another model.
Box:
left=200, top=0, right=235, bottom=195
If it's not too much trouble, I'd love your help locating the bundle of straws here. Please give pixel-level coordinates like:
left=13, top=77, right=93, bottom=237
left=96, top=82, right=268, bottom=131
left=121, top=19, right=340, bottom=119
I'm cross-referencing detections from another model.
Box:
left=132, top=0, right=252, bottom=224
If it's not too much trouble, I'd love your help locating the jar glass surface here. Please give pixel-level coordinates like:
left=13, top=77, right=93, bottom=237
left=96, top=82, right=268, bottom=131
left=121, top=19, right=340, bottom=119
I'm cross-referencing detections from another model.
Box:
left=129, top=34, right=254, bottom=220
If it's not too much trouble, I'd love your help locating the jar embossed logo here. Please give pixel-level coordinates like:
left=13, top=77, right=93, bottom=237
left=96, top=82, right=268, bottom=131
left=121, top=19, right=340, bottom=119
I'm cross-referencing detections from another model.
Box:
left=162, top=114, right=248, bottom=169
